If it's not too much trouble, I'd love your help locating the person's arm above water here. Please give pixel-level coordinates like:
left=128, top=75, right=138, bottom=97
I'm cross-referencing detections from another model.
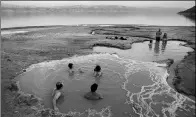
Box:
left=52, top=91, right=61, bottom=111
left=53, top=98, right=59, bottom=111
left=99, top=72, right=103, bottom=77
left=93, top=70, right=96, bottom=76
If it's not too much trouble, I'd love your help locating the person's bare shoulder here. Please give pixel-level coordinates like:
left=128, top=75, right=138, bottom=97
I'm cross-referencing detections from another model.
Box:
left=84, top=92, right=91, bottom=98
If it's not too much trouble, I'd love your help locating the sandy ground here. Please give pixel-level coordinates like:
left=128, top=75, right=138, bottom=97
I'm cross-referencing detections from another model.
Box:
left=1, top=25, right=195, bottom=117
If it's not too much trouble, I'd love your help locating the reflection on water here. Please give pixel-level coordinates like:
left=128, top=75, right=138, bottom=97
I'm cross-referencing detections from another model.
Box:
left=151, top=40, right=169, bottom=58
left=148, top=43, right=152, bottom=51
left=153, top=40, right=168, bottom=55
left=161, top=40, right=168, bottom=53
left=154, top=41, right=160, bottom=56
left=179, top=14, right=196, bottom=24
left=1, top=13, right=195, bottom=28
left=93, top=41, right=193, bottom=62
left=148, top=40, right=153, bottom=51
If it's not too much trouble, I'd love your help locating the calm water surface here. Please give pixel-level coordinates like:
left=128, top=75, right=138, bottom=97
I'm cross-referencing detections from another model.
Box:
left=18, top=54, right=195, bottom=117
left=1, top=13, right=195, bottom=28
left=93, top=40, right=194, bottom=62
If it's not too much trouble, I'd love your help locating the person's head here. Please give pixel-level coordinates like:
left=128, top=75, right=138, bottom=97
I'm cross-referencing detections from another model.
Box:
left=91, top=83, right=98, bottom=92
left=56, top=82, right=63, bottom=90
left=68, top=63, right=73, bottom=69
left=164, top=33, right=167, bottom=36
left=94, top=65, right=101, bottom=72
left=158, top=28, right=161, bottom=31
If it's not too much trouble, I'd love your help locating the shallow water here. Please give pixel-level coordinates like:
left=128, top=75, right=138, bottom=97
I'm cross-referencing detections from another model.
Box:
left=93, top=41, right=194, bottom=62
left=18, top=53, right=195, bottom=117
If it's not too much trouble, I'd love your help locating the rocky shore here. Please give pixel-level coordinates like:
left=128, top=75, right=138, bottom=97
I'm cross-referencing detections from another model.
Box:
left=1, top=25, right=195, bottom=116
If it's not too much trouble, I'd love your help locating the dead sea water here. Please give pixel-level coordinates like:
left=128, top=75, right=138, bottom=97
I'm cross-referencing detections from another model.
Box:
left=18, top=53, right=195, bottom=117
left=1, top=13, right=195, bottom=28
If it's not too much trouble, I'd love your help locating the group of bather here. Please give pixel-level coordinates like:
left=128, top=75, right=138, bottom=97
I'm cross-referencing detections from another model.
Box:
left=52, top=63, right=103, bottom=111
left=148, top=28, right=167, bottom=46
left=52, top=28, right=167, bottom=111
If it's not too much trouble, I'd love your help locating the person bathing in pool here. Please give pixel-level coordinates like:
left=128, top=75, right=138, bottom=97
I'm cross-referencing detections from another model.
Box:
left=52, top=82, right=63, bottom=111
left=84, top=83, right=103, bottom=100
left=93, top=65, right=102, bottom=77
left=68, top=62, right=84, bottom=74
left=68, top=63, right=74, bottom=74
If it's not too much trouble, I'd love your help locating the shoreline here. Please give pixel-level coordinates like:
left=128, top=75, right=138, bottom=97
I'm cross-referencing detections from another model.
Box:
left=2, top=24, right=195, bottom=30
left=1, top=25, right=195, bottom=117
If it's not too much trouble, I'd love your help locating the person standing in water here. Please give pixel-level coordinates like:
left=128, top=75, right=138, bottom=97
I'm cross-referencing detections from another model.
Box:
left=52, top=82, right=64, bottom=111
left=84, top=83, right=103, bottom=100
left=93, top=65, right=102, bottom=78
left=162, top=33, right=167, bottom=41
left=148, top=40, right=153, bottom=51
left=156, top=28, right=162, bottom=41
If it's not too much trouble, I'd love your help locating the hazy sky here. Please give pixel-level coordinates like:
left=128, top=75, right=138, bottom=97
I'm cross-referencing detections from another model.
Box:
left=2, top=1, right=195, bottom=8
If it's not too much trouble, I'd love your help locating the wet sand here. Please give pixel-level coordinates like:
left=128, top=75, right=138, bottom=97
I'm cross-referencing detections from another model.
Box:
left=1, top=25, right=195, bottom=117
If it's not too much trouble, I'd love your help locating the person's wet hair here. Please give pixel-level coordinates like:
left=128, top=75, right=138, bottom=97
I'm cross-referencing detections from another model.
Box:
left=94, top=65, right=101, bottom=72
left=56, top=82, right=63, bottom=90
left=68, top=63, right=73, bottom=69
left=91, top=83, right=98, bottom=92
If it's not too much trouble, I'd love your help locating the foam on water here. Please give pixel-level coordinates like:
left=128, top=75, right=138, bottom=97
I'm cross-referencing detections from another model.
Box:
left=18, top=53, right=195, bottom=117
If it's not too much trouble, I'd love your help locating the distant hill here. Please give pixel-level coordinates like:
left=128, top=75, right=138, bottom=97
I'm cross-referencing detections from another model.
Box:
left=1, top=3, right=184, bottom=15
left=178, top=6, right=195, bottom=23
left=178, top=6, right=195, bottom=15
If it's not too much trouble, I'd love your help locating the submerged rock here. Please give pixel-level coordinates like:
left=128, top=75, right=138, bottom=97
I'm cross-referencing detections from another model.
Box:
left=120, top=37, right=127, bottom=40
left=6, top=82, right=19, bottom=92
left=153, top=59, right=174, bottom=67
left=7, top=58, right=11, bottom=62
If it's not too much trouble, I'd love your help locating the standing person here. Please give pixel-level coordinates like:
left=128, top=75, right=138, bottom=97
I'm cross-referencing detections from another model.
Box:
left=162, top=33, right=167, bottom=41
left=84, top=83, right=103, bottom=100
left=52, top=82, right=64, bottom=111
left=156, top=28, right=162, bottom=41
left=93, top=65, right=102, bottom=78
